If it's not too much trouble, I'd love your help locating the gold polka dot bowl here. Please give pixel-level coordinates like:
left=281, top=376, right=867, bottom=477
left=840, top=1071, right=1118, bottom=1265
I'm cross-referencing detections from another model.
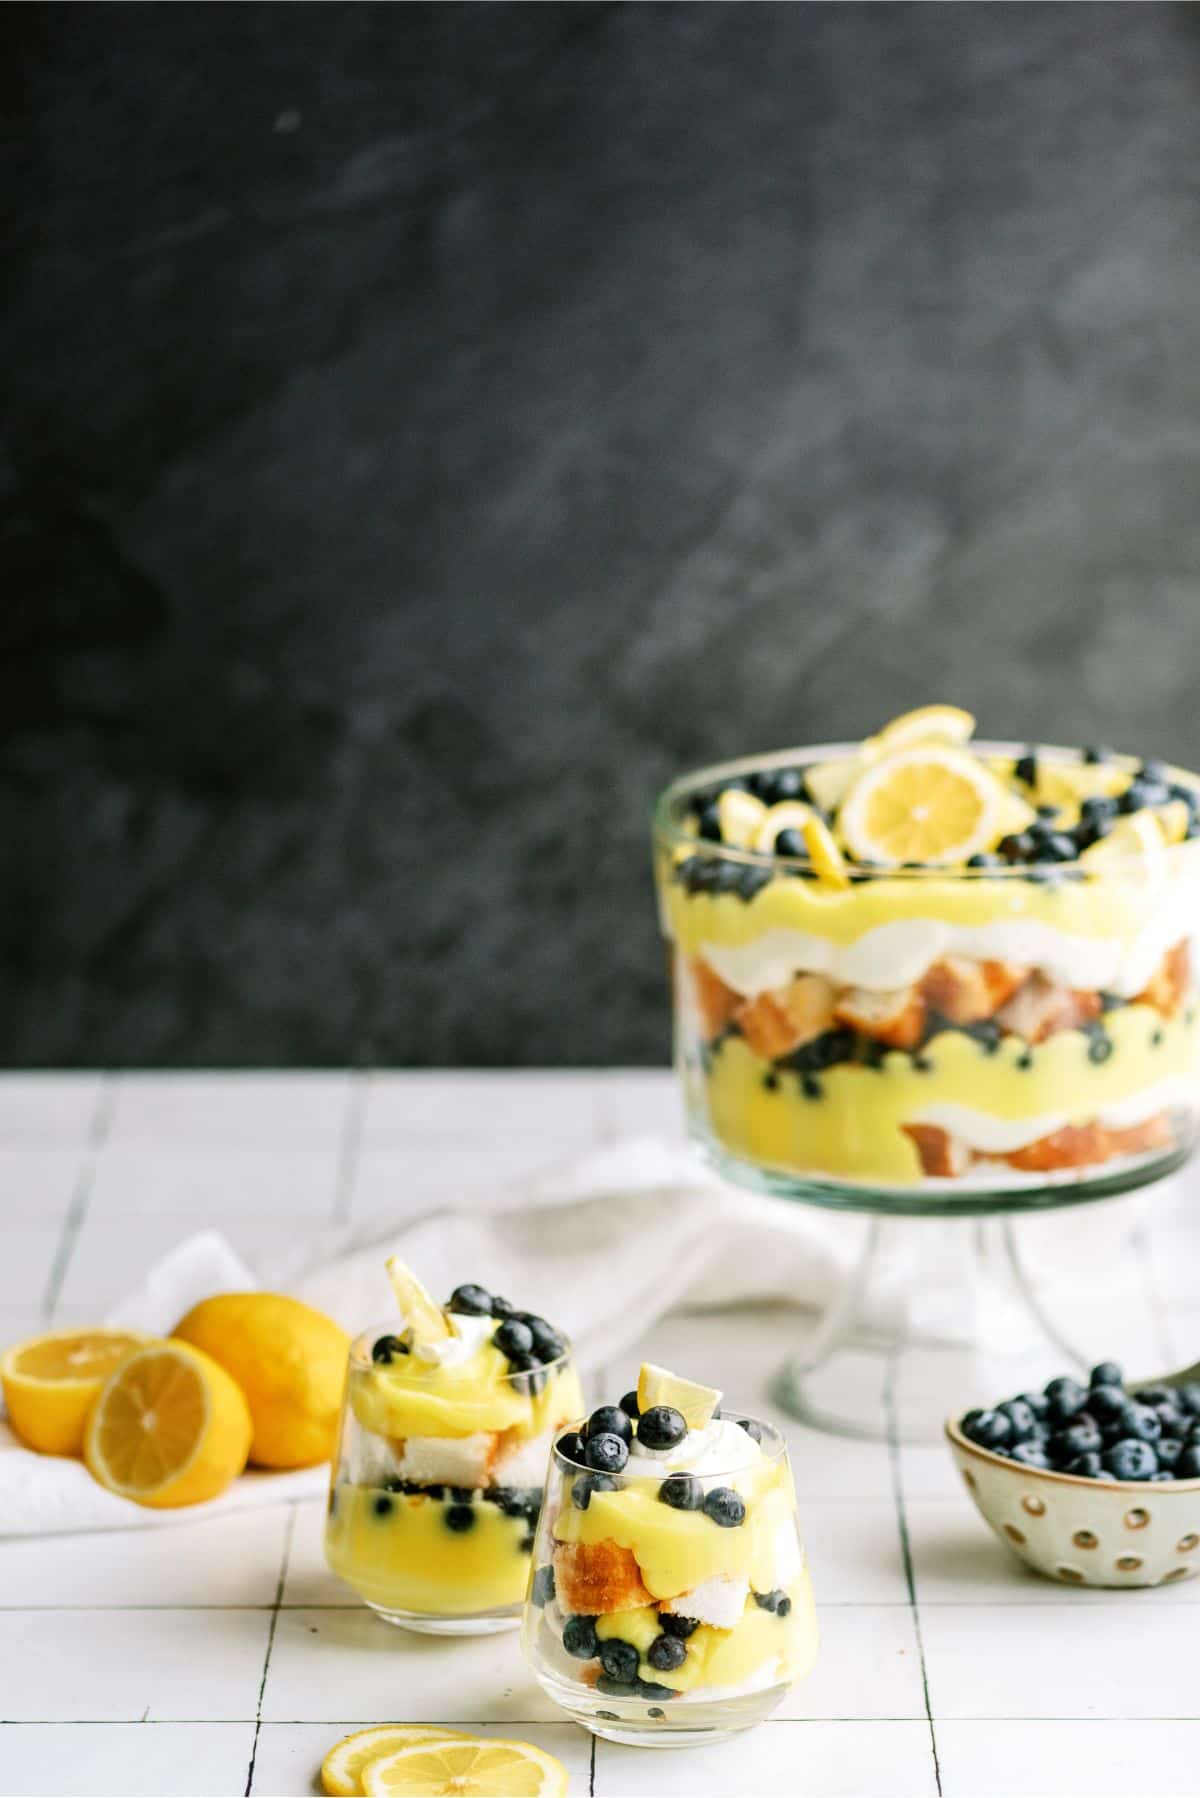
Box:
left=945, top=1388, right=1200, bottom=1590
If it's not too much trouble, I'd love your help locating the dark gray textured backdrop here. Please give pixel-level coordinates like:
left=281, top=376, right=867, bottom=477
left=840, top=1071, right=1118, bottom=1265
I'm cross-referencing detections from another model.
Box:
left=6, top=3, right=1200, bottom=1068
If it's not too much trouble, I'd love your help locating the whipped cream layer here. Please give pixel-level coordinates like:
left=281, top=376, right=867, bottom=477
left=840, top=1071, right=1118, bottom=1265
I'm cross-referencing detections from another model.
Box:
left=413, top=1312, right=495, bottom=1368
left=623, top=1416, right=764, bottom=1483
left=912, top=1074, right=1197, bottom=1154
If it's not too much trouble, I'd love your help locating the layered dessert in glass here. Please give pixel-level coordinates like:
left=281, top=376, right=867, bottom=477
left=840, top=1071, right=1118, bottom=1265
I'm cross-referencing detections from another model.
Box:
left=522, top=1364, right=816, bottom=1745
left=325, top=1259, right=583, bottom=1633
left=653, top=706, right=1200, bottom=1203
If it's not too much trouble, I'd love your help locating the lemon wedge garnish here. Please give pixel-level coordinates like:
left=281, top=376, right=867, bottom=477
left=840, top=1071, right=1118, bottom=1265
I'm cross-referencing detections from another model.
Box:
left=839, top=745, right=1002, bottom=867
left=322, top=1727, right=472, bottom=1797
left=361, top=1736, right=569, bottom=1798
left=753, top=800, right=814, bottom=852
left=1153, top=799, right=1191, bottom=846
left=801, top=813, right=850, bottom=888
left=83, top=1341, right=252, bottom=1509
left=716, top=788, right=768, bottom=848
left=385, top=1257, right=454, bottom=1345
left=637, top=1361, right=723, bottom=1428
left=1, top=1328, right=151, bottom=1457
left=862, top=704, right=976, bottom=763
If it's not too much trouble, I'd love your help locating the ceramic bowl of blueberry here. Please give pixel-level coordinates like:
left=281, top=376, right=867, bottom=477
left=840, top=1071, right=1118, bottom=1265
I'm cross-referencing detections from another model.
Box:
left=945, top=1360, right=1200, bottom=1588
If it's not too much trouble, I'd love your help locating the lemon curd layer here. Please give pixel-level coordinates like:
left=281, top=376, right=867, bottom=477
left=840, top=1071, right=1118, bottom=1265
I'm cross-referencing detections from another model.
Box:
left=701, top=1007, right=1200, bottom=1184
left=348, top=1348, right=582, bottom=1442
left=593, top=1573, right=817, bottom=1697
left=554, top=1465, right=795, bottom=1599
left=325, top=1485, right=534, bottom=1613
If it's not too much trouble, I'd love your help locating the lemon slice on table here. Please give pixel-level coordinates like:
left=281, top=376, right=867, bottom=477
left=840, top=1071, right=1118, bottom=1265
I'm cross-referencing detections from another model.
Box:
left=716, top=787, right=768, bottom=848
left=1, top=1328, right=151, bottom=1456
left=637, top=1361, right=723, bottom=1428
left=385, top=1257, right=454, bottom=1345
left=1081, top=812, right=1168, bottom=880
left=361, top=1737, right=569, bottom=1797
left=83, top=1340, right=252, bottom=1509
left=839, top=745, right=1002, bottom=867
left=322, top=1727, right=472, bottom=1797
left=863, top=703, right=976, bottom=762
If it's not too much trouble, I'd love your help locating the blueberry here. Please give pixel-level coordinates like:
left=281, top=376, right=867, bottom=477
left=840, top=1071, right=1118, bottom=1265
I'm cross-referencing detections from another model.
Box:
left=519, top=1529, right=536, bottom=1551
left=1086, top=1029, right=1113, bottom=1065
left=489, top=1294, right=517, bottom=1318
left=697, top=802, right=723, bottom=842
left=961, top=1408, right=1013, bottom=1451
left=1121, top=1404, right=1162, bottom=1443
left=774, top=827, right=807, bottom=858
left=1177, top=1383, right=1200, bottom=1417
left=445, top=1504, right=475, bottom=1533
left=451, top=1486, right=475, bottom=1504
left=599, top=1639, right=640, bottom=1684
left=522, top=1315, right=567, bottom=1363
left=1156, top=1438, right=1184, bottom=1469
left=1037, top=832, right=1079, bottom=864
left=494, top=1318, right=535, bottom=1359
left=1063, top=1451, right=1102, bottom=1477
left=647, top=1633, right=687, bottom=1672
left=771, top=767, right=809, bottom=804
left=571, top=1472, right=617, bottom=1511
left=556, top=1428, right=587, bottom=1465
left=586, top=1432, right=630, bottom=1474
left=997, top=1399, right=1038, bottom=1442
left=507, top=1352, right=547, bottom=1397
left=637, top=1406, right=688, bottom=1451
left=1009, top=1442, right=1051, bottom=1469
left=1044, top=1375, right=1088, bottom=1416
left=562, top=1615, right=598, bottom=1659
left=1050, top=1419, right=1103, bottom=1461
left=1015, top=751, right=1038, bottom=786
left=999, top=832, right=1035, bottom=862
left=1102, top=1439, right=1159, bottom=1480
left=594, top=1677, right=637, bottom=1699
left=619, top=1390, right=641, bottom=1420
left=424, top=1484, right=445, bottom=1500
left=647, top=1706, right=666, bottom=1718
left=1141, top=758, right=1168, bottom=785
left=531, top=1564, right=555, bottom=1607
left=1083, top=746, right=1111, bottom=764
left=702, top=1487, right=746, bottom=1528
left=373, top=1494, right=393, bottom=1517
left=587, top=1405, right=634, bottom=1446
left=1177, top=1445, right=1200, bottom=1479
left=659, top=1473, right=703, bottom=1511
left=737, top=865, right=772, bottom=901
left=1080, top=798, right=1118, bottom=835
left=1133, top=1385, right=1174, bottom=1406
left=967, top=852, right=1004, bottom=869
left=1018, top=1390, right=1051, bottom=1419
left=659, top=1613, right=699, bottom=1638
left=738, top=1417, right=764, bottom=1443
left=748, top=769, right=776, bottom=800
left=448, top=1284, right=493, bottom=1316
left=1153, top=1403, right=1186, bottom=1437
left=1086, top=1383, right=1127, bottom=1423
left=371, top=1333, right=408, bottom=1364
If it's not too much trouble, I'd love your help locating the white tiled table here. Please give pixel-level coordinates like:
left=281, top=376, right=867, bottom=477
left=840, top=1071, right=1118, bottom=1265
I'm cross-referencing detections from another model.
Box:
left=1, top=1072, right=1198, bottom=1798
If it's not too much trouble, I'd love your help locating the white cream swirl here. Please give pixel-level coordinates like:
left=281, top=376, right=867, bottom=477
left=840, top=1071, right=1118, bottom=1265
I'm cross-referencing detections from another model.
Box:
left=624, top=1416, right=764, bottom=1481
left=413, top=1312, right=495, bottom=1367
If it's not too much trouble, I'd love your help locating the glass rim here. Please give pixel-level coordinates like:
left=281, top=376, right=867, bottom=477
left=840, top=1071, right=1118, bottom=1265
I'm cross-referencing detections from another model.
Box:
left=652, top=738, right=1200, bottom=879
left=350, top=1319, right=574, bottom=1383
left=553, top=1409, right=787, bottom=1476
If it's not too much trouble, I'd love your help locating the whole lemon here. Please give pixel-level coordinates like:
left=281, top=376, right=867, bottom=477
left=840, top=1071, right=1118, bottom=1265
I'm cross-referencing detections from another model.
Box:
left=173, top=1292, right=349, bottom=1469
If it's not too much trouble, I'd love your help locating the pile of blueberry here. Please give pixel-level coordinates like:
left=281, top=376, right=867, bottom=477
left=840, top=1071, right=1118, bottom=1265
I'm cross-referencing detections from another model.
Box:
left=367, top=1479, right=542, bottom=1548
left=559, top=1611, right=680, bottom=1703
left=961, top=1362, right=1200, bottom=1482
left=446, top=1283, right=567, bottom=1398
left=557, top=1397, right=750, bottom=1526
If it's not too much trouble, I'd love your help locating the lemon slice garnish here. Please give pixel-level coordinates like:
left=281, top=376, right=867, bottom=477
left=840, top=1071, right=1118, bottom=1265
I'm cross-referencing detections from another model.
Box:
left=804, top=758, right=856, bottom=813
left=385, top=1257, right=454, bottom=1345
left=1153, top=799, right=1191, bottom=846
left=839, top=745, right=1002, bottom=866
left=322, top=1727, right=472, bottom=1797
left=637, top=1361, right=723, bottom=1428
left=716, top=788, right=768, bottom=848
left=753, top=800, right=814, bottom=852
left=1081, top=812, right=1168, bottom=880
left=801, top=813, right=850, bottom=888
left=361, top=1736, right=569, bottom=1797
left=862, top=704, right=976, bottom=762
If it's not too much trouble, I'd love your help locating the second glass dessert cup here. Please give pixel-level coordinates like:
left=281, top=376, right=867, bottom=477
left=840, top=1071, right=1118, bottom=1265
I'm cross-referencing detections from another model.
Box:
left=326, top=1321, right=583, bottom=1634
left=522, top=1414, right=817, bottom=1747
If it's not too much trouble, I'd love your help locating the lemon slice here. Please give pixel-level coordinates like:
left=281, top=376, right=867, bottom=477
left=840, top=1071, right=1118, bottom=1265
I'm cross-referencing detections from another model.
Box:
left=1153, top=799, right=1191, bottom=846
left=1081, top=813, right=1168, bottom=880
left=801, top=813, right=850, bottom=889
left=753, top=800, right=813, bottom=852
left=385, top=1257, right=454, bottom=1345
left=1, top=1328, right=151, bottom=1457
left=839, top=745, right=1001, bottom=866
left=322, top=1727, right=471, bottom=1797
left=863, top=704, right=976, bottom=762
left=637, top=1361, right=723, bottom=1428
left=716, top=788, right=767, bottom=848
left=83, top=1341, right=252, bottom=1509
left=361, top=1737, right=569, bottom=1797
left=804, top=758, right=856, bottom=813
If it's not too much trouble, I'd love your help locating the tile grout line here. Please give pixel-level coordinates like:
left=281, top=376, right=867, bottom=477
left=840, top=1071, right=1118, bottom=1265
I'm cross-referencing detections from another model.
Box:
left=41, top=1071, right=117, bottom=1321
left=588, top=1732, right=596, bottom=1796
left=330, top=1074, right=368, bottom=1226
left=883, top=1364, right=943, bottom=1798
left=244, top=1503, right=297, bottom=1796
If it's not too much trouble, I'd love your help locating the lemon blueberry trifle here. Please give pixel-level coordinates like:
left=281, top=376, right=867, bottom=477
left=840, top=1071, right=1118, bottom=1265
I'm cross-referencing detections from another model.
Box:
left=325, top=1259, right=583, bottom=1632
left=522, top=1364, right=816, bottom=1745
left=655, top=706, right=1200, bottom=1200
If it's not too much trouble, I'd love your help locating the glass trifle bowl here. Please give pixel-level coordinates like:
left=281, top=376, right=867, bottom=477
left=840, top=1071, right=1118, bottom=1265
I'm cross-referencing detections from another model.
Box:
left=325, top=1260, right=584, bottom=1633
left=522, top=1367, right=817, bottom=1747
left=652, top=708, right=1200, bottom=1434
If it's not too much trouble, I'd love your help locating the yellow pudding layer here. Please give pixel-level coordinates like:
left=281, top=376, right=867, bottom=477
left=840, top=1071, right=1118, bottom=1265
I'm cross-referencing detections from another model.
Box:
left=348, top=1348, right=583, bottom=1442
left=700, top=1007, right=1200, bottom=1183
left=594, top=1572, right=817, bottom=1695
left=325, top=1485, right=534, bottom=1614
left=554, top=1463, right=795, bottom=1599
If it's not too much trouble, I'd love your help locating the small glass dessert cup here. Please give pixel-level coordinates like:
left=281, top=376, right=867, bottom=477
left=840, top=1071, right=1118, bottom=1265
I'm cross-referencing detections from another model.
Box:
left=325, top=1264, right=584, bottom=1635
left=521, top=1371, right=817, bottom=1747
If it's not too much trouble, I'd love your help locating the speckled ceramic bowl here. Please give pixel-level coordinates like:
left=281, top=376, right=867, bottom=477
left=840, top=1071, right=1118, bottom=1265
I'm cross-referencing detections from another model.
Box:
left=945, top=1391, right=1200, bottom=1588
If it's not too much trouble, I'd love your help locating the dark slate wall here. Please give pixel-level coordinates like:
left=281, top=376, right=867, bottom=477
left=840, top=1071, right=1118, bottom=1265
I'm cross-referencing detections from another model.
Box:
left=6, top=3, right=1200, bottom=1068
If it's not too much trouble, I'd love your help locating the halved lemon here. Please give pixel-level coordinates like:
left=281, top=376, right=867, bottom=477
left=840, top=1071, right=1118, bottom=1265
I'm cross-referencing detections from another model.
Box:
left=1081, top=812, right=1168, bottom=880
left=83, top=1340, right=252, bottom=1508
left=863, top=704, right=976, bottom=763
left=753, top=801, right=814, bottom=852
left=385, top=1257, right=453, bottom=1346
left=2, top=1328, right=152, bottom=1456
left=839, top=745, right=1001, bottom=867
left=361, top=1737, right=568, bottom=1797
left=716, top=787, right=767, bottom=848
left=637, top=1361, right=723, bottom=1429
left=322, top=1727, right=472, bottom=1797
